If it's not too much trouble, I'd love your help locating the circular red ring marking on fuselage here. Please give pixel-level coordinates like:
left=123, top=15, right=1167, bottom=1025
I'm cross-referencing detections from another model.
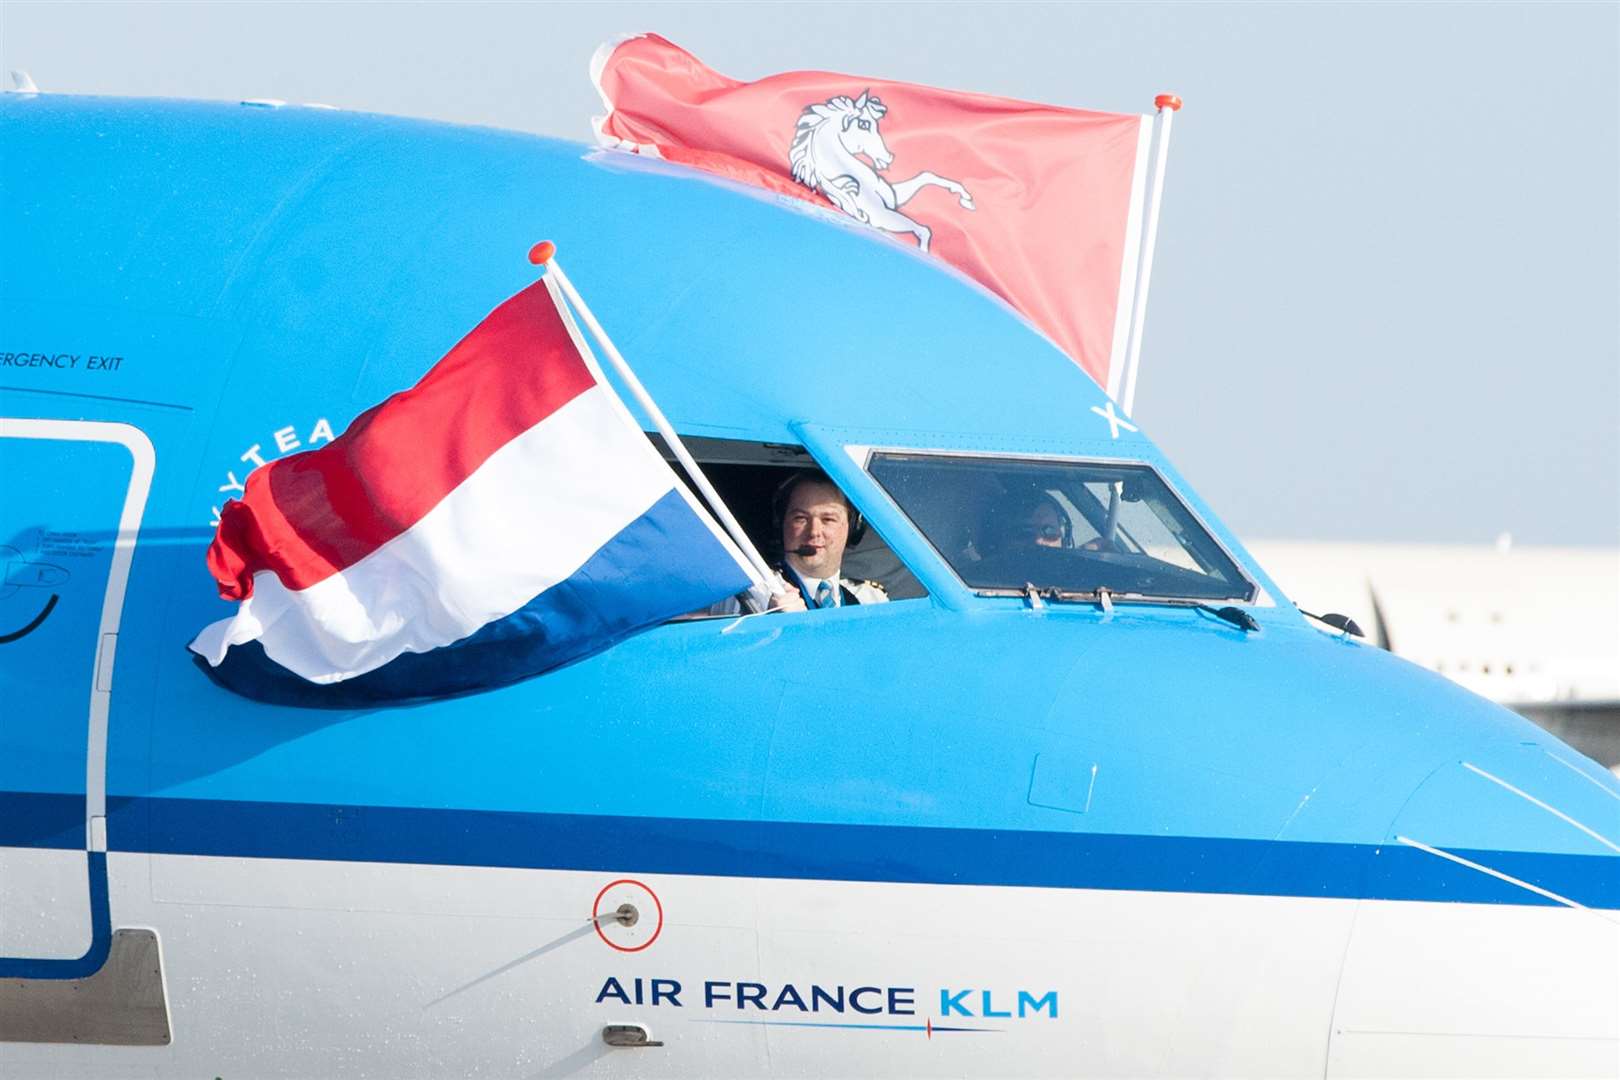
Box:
left=592, top=878, right=664, bottom=952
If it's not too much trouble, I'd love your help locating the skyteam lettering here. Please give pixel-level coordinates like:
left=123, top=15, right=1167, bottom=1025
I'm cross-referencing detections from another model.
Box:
left=209, top=416, right=336, bottom=525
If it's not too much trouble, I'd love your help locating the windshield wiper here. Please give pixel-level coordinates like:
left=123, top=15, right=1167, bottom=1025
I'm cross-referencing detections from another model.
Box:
left=1006, top=586, right=1259, bottom=632
left=1298, top=606, right=1364, bottom=637
left=1099, top=589, right=1257, bottom=631
left=1193, top=603, right=1259, bottom=632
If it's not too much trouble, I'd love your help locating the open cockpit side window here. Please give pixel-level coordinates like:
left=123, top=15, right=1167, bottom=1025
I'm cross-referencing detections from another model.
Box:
left=650, top=435, right=926, bottom=610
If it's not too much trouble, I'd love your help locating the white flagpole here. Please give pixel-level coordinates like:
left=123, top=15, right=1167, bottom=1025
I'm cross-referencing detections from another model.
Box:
left=529, top=243, right=784, bottom=599
left=1117, top=93, right=1182, bottom=419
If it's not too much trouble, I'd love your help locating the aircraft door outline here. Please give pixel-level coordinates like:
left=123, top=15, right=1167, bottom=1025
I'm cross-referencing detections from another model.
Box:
left=0, top=418, right=154, bottom=979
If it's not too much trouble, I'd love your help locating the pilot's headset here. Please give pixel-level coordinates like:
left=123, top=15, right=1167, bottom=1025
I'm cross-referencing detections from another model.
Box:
left=1001, top=489, right=1072, bottom=550
left=771, top=470, right=868, bottom=549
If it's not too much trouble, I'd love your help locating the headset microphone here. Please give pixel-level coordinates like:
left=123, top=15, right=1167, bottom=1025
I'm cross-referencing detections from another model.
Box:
left=792, top=546, right=819, bottom=557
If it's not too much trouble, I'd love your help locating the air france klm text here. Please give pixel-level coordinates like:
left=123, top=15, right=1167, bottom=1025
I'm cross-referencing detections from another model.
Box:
left=595, top=977, right=1059, bottom=1018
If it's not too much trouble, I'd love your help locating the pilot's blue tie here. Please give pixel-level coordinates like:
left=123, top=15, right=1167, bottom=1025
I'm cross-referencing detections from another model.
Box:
left=815, top=580, right=836, bottom=609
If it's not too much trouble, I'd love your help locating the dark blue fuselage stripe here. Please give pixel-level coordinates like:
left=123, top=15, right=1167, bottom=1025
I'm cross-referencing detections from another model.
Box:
left=2, top=790, right=87, bottom=848
left=2, top=791, right=1616, bottom=908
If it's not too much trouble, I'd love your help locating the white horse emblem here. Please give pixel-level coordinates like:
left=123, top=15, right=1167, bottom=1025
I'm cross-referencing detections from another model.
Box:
left=788, top=91, right=974, bottom=252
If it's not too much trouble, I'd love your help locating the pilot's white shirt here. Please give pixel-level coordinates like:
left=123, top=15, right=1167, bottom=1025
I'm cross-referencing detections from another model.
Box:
left=793, top=573, right=888, bottom=607
left=703, top=569, right=887, bottom=616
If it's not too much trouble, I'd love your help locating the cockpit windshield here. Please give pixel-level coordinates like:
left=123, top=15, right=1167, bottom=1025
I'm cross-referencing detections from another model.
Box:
left=866, top=453, right=1255, bottom=603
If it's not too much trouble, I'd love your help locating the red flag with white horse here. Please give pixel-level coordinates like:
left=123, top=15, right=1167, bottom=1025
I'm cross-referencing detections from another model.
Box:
left=591, top=34, right=1157, bottom=398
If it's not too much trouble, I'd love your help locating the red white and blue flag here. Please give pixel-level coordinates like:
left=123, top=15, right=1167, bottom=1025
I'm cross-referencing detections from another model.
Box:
left=189, top=274, right=761, bottom=705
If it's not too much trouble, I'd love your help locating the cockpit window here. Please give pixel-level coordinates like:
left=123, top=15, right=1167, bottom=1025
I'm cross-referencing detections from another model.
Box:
left=867, top=453, right=1254, bottom=603
left=650, top=434, right=927, bottom=604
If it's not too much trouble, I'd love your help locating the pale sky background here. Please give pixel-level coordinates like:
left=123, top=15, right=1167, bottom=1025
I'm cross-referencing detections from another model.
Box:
left=4, top=1, right=1616, bottom=545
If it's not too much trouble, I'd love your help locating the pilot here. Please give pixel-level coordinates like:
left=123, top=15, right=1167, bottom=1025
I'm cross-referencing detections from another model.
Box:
left=773, top=470, right=888, bottom=609
left=984, top=490, right=1071, bottom=554
left=1015, top=493, right=1071, bottom=549
left=994, top=490, right=1108, bottom=553
left=695, top=470, right=885, bottom=617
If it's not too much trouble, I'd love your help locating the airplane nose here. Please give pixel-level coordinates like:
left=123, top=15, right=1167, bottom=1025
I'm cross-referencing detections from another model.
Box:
left=1024, top=613, right=1616, bottom=1072
left=1384, top=746, right=1618, bottom=893
left=1326, top=744, right=1620, bottom=1076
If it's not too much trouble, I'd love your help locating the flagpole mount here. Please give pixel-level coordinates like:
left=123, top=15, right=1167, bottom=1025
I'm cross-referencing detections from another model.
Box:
left=528, top=240, right=557, bottom=266
left=1154, top=94, right=1182, bottom=112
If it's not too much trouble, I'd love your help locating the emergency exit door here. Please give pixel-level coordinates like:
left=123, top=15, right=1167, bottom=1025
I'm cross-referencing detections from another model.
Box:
left=0, top=419, right=153, bottom=977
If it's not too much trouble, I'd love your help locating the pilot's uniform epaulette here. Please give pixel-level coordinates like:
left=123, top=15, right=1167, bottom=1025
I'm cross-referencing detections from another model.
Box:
left=843, top=578, right=889, bottom=606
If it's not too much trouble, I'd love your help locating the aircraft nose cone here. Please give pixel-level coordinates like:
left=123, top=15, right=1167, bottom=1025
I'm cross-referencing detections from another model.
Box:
left=1328, top=745, right=1620, bottom=1076
left=1384, top=745, right=1620, bottom=900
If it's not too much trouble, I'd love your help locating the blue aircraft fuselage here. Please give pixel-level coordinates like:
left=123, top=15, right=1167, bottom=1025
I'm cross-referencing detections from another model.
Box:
left=1, top=94, right=1615, bottom=1077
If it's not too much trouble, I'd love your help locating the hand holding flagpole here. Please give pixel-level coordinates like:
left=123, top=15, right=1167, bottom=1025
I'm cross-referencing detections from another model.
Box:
left=528, top=242, right=784, bottom=603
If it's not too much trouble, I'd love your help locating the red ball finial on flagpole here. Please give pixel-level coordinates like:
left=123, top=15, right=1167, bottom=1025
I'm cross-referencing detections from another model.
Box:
left=528, top=240, right=556, bottom=266
left=1154, top=94, right=1183, bottom=112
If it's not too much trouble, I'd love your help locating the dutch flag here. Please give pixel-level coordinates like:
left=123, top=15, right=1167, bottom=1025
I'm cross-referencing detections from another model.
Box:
left=189, top=273, right=761, bottom=706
